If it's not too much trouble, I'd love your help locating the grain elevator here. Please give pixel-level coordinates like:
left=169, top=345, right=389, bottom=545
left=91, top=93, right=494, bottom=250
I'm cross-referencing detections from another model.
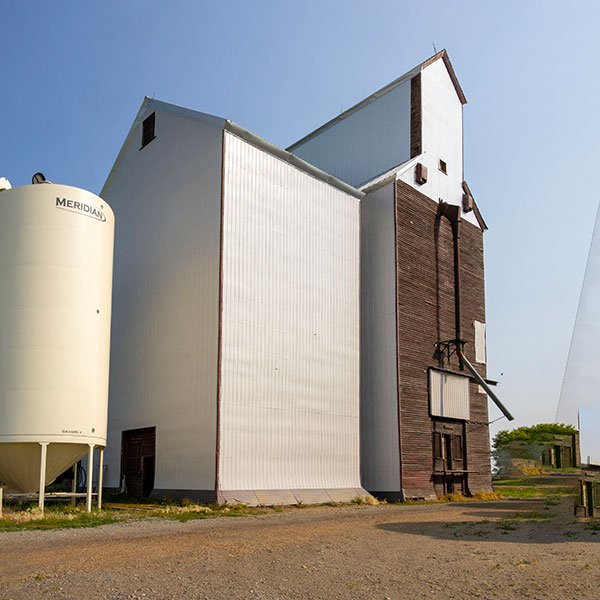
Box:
left=102, top=50, right=505, bottom=503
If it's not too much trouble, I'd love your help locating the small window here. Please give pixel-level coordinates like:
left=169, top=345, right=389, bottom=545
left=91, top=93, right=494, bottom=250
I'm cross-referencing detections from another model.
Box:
left=141, top=112, right=156, bottom=149
left=474, top=321, right=486, bottom=364
left=438, top=159, right=447, bottom=174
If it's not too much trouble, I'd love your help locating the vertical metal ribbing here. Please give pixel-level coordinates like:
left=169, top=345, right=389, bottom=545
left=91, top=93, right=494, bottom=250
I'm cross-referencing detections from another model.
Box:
left=214, top=129, right=226, bottom=500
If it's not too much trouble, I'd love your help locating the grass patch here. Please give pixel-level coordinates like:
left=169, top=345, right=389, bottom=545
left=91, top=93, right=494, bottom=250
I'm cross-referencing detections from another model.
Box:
left=493, top=486, right=547, bottom=498
left=439, top=492, right=504, bottom=502
left=0, top=506, right=122, bottom=532
left=563, top=530, right=579, bottom=539
left=0, top=497, right=362, bottom=532
left=497, top=522, right=518, bottom=531
left=493, top=476, right=576, bottom=499
left=544, top=495, right=562, bottom=506
left=351, top=494, right=380, bottom=506
left=506, top=511, right=554, bottom=521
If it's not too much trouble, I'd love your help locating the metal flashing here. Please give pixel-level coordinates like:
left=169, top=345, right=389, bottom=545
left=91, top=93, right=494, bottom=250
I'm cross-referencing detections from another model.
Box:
left=462, top=181, right=488, bottom=231
left=224, top=121, right=363, bottom=199
left=359, top=155, right=423, bottom=193
left=215, top=129, right=226, bottom=494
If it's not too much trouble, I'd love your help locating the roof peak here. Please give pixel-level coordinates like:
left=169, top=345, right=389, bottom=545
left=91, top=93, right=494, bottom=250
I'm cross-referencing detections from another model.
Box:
left=422, top=49, right=467, bottom=105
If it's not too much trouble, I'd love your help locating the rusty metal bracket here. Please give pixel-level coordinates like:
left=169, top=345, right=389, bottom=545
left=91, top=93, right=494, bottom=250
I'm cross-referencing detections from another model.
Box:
left=434, top=339, right=466, bottom=364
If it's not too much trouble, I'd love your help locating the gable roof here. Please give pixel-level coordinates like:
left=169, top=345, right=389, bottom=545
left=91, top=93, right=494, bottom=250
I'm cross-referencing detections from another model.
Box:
left=286, top=49, right=466, bottom=153
left=101, top=97, right=363, bottom=200
left=422, top=49, right=467, bottom=105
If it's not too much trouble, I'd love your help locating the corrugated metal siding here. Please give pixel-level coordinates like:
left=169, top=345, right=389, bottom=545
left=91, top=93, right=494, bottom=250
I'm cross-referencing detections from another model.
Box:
left=474, top=320, right=486, bottom=364
left=429, top=369, right=470, bottom=420
left=559, top=204, right=600, bottom=462
left=219, top=131, right=361, bottom=491
left=219, top=487, right=366, bottom=506
left=103, top=108, right=222, bottom=490
left=291, top=81, right=411, bottom=188
left=360, top=182, right=401, bottom=491
left=420, top=59, right=463, bottom=207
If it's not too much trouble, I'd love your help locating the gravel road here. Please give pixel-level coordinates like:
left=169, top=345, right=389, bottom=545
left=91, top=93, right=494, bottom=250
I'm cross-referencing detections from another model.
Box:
left=1, top=498, right=598, bottom=599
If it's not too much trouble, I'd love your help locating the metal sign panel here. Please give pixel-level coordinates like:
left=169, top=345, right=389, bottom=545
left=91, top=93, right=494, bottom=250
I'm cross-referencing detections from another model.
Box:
left=429, top=369, right=470, bottom=420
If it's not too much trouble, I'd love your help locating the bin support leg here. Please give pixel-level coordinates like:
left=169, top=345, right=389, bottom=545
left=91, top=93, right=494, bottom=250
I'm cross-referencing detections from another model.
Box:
left=0, top=486, right=3, bottom=517
left=71, top=462, right=78, bottom=506
left=39, top=442, right=48, bottom=512
left=98, top=448, right=104, bottom=509
left=86, top=444, right=94, bottom=513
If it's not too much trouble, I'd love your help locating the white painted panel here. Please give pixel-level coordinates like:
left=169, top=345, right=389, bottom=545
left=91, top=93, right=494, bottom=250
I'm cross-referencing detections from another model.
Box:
left=559, top=203, right=600, bottom=461
left=474, top=321, right=487, bottom=364
left=429, top=369, right=470, bottom=420
left=420, top=59, right=463, bottom=206
left=360, top=182, right=401, bottom=491
left=404, top=58, right=481, bottom=228
left=219, top=131, right=361, bottom=491
left=103, top=106, right=222, bottom=490
left=291, top=81, right=411, bottom=188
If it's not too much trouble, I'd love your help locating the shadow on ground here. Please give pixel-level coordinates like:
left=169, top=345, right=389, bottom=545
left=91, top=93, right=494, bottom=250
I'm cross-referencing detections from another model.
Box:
left=376, top=500, right=600, bottom=544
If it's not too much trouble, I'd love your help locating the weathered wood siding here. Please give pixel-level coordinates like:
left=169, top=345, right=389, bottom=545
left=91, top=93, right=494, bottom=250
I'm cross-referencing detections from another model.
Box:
left=395, top=180, right=492, bottom=497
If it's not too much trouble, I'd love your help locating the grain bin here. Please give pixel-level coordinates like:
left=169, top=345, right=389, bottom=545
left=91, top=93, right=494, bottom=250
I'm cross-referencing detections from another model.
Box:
left=0, top=180, right=114, bottom=504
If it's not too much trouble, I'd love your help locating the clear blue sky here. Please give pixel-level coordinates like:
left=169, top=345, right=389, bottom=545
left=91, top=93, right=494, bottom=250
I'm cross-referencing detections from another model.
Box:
left=2, top=1, right=599, bottom=441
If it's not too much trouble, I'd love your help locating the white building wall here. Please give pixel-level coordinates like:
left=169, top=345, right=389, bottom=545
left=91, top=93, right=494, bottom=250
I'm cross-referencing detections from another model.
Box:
left=218, top=131, right=361, bottom=491
left=558, top=203, right=600, bottom=462
left=417, top=59, right=465, bottom=212
left=360, top=182, right=401, bottom=491
left=290, top=80, right=411, bottom=188
left=102, top=107, right=222, bottom=491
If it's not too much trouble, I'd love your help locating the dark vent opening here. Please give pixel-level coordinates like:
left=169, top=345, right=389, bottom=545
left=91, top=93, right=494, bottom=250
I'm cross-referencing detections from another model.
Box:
left=415, top=162, right=428, bottom=185
left=438, top=159, right=447, bottom=175
left=141, top=112, right=156, bottom=149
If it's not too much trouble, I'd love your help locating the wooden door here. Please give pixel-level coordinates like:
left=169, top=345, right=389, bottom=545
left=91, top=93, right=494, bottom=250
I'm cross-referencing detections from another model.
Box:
left=121, top=427, right=156, bottom=498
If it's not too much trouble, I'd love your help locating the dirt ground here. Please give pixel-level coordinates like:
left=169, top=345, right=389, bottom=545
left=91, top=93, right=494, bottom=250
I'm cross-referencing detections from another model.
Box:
left=1, top=497, right=598, bottom=600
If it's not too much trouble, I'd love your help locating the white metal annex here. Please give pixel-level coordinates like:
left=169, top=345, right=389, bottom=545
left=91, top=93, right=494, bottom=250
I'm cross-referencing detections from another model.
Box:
left=102, top=99, right=365, bottom=504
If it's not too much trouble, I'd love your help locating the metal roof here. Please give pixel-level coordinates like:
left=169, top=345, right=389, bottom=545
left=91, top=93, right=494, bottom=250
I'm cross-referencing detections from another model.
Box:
left=102, top=98, right=363, bottom=200
left=286, top=49, right=467, bottom=153
left=359, top=156, right=423, bottom=193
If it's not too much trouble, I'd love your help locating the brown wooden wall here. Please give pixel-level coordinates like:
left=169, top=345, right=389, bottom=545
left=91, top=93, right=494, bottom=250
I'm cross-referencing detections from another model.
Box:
left=395, top=180, right=492, bottom=497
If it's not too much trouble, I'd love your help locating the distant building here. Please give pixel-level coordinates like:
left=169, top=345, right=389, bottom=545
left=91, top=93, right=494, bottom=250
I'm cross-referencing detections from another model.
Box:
left=102, top=50, right=502, bottom=503
left=576, top=466, right=600, bottom=517
left=494, top=432, right=580, bottom=476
